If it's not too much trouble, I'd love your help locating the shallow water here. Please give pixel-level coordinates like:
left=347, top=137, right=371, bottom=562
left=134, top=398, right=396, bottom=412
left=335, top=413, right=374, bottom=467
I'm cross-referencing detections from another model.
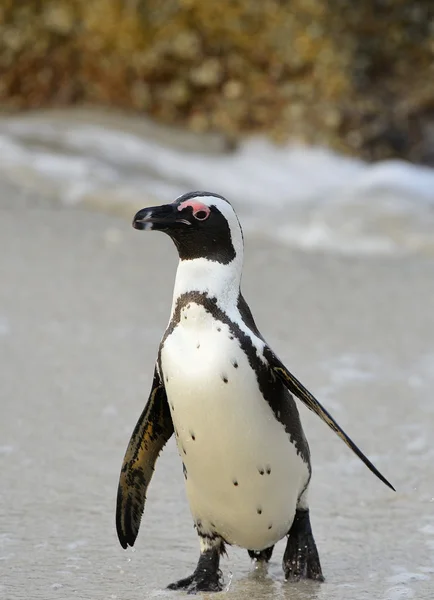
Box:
left=1, top=181, right=434, bottom=599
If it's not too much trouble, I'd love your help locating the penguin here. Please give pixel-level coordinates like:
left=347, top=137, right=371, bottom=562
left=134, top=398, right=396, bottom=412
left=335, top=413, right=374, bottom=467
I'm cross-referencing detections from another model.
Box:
left=116, top=191, right=394, bottom=593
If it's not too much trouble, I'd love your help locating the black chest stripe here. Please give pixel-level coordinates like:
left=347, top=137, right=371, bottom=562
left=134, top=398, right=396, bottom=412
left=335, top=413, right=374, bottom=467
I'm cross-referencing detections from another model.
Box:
left=159, top=291, right=310, bottom=466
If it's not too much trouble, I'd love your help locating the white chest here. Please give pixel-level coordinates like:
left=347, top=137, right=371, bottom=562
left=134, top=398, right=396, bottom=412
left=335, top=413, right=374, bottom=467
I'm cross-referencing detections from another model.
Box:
left=160, top=302, right=309, bottom=550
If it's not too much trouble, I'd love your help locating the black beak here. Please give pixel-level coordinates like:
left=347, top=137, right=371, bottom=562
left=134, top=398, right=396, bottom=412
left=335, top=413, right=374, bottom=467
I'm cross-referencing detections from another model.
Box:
left=132, top=204, right=190, bottom=231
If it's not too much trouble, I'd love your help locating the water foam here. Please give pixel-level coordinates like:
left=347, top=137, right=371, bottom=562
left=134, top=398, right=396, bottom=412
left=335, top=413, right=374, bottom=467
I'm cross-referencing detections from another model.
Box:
left=1, top=111, right=433, bottom=255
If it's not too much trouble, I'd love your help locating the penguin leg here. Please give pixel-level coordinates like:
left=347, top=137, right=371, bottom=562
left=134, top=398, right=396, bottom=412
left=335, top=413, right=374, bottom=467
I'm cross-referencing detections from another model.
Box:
left=167, top=536, right=224, bottom=594
left=248, top=546, right=274, bottom=563
left=282, top=505, right=324, bottom=582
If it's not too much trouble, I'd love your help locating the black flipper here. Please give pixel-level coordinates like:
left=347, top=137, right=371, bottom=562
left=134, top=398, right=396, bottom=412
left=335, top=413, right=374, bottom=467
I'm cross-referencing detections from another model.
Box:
left=167, top=537, right=224, bottom=594
left=266, top=348, right=395, bottom=491
left=283, top=509, right=324, bottom=581
left=116, top=367, right=174, bottom=548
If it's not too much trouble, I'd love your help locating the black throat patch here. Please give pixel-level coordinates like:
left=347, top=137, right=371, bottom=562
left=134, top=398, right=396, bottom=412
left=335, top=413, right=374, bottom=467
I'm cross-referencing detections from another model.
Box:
left=159, top=291, right=311, bottom=467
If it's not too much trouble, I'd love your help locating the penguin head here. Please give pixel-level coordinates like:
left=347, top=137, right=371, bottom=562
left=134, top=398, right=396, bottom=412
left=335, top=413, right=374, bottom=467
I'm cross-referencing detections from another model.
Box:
left=133, top=191, right=243, bottom=264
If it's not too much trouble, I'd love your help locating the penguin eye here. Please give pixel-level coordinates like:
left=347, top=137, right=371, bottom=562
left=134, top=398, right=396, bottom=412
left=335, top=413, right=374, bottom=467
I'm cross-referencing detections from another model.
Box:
left=193, top=209, right=210, bottom=221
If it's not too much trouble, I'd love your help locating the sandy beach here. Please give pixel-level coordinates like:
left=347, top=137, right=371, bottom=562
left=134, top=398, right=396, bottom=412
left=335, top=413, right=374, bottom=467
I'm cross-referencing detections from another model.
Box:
left=1, top=176, right=434, bottom=599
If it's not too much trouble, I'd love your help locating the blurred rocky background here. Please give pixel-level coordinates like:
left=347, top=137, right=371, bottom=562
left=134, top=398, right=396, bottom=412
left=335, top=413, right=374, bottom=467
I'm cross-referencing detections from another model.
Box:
left=0, top=0, right=433, bottom=163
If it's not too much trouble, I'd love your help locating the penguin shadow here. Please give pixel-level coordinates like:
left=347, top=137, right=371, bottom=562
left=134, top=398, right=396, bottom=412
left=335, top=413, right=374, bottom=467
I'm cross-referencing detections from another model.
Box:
left=219, top=563, right=322, bottom=600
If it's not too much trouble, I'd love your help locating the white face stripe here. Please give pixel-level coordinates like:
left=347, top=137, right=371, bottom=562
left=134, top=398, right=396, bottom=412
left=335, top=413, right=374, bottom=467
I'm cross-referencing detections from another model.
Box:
left=175, top=194, right=244, bottom=260
left=170, top=256, right=267, bottom=358
left=171, top=194, right=244, bottom=311
left=170, top=192, right=268, bottom=360
left=175, top=192, right=230, bottom=205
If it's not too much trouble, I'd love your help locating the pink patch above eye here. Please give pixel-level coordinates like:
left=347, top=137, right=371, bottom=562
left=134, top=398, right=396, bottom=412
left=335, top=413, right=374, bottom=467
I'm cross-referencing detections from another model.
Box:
left=178, top=199, right=211, bottom=219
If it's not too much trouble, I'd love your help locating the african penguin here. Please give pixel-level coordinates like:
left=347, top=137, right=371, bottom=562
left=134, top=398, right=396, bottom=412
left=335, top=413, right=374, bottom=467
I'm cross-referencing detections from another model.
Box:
left=116, top=191, right=394, bottom=593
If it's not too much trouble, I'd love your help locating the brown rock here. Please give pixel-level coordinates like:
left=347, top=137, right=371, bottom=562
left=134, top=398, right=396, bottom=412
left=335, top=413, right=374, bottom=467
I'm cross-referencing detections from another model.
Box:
left=189, top=59, right=223, bottom=88
left=0, top=0, right=433, bottom=163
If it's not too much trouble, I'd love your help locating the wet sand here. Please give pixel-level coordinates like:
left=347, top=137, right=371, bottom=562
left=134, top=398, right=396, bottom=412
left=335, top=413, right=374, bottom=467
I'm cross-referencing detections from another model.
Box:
left=1, top=183, right=434, bottom=599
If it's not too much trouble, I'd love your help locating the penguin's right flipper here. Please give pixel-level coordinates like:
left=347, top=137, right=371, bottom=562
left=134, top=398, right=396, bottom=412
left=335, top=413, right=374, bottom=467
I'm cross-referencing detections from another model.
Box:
left=267, top=348, right=395, bottom=491
left=116, top=366, right=173, bottom=549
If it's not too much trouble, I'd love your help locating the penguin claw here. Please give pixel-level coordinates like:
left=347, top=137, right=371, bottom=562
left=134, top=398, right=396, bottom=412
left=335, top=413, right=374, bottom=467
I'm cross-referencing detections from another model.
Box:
left=187, top=578, right=223, bottom=594
left=167, top=575, right=194, bottom=591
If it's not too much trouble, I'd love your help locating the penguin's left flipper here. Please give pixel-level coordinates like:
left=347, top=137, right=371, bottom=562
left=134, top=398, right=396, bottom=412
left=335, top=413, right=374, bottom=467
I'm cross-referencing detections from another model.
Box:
left=116, top=366, right=174, bottom=549
left=266, top=349, right=395, bottom=491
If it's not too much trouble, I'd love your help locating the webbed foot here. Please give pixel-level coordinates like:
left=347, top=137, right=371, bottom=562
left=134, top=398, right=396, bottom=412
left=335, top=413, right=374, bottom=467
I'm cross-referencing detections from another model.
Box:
left=248, top=546, right=274, bottom=563
left=168, top=536, right=224, bottom=593
left=167, top=570, right=223, bottom=593
left=283, top=509, right=324, bottom=582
